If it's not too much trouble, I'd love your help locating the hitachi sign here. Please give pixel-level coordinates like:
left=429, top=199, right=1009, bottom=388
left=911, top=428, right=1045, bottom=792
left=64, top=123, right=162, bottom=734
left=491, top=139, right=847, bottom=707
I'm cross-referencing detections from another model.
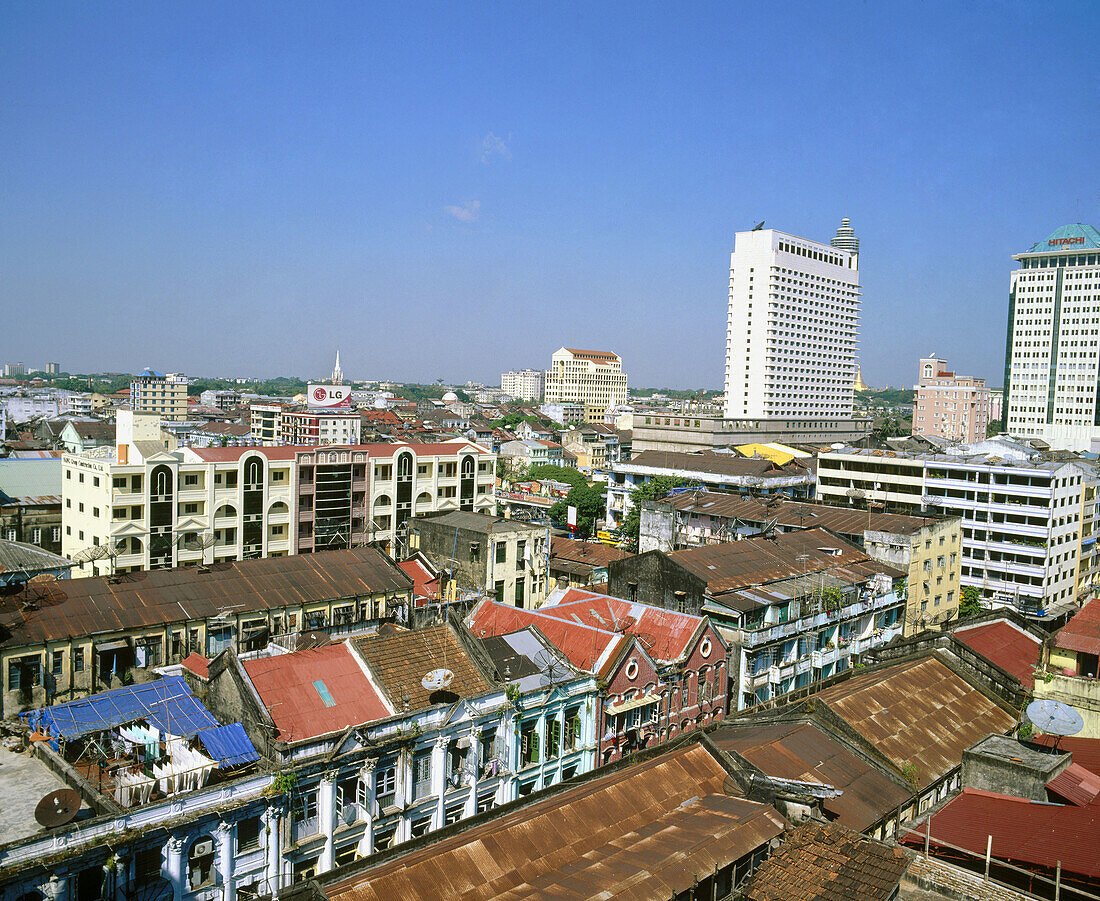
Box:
left=1049, top=236, right=1086, bottom=247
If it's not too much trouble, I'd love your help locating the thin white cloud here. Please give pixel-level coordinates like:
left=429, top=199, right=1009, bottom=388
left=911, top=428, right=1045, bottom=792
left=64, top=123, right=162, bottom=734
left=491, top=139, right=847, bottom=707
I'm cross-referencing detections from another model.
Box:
left=480, top=131, right=511, bottom=163
left=444, top=200, right=480, bottom=222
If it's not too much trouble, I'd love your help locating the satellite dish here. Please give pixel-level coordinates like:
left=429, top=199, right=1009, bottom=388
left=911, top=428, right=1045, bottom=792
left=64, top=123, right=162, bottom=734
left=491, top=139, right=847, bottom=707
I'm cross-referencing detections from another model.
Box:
left=35, top=789, right=81, bottom=828
left=422, top=668, right=454, bottom=691
left=846, top=488, right=866, bottom=501
left=1026, top=699, right=1084, bottom=737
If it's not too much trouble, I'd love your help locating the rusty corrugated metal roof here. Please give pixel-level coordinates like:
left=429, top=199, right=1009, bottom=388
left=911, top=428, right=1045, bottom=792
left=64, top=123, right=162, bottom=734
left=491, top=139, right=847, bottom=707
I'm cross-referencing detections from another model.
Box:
left=670, top=491, right=933, bottom=537
left=712, top=720, right=910, bottom=832
left=1055, top=598, right=1100, bottom=657
left=814, top=656, right=1017, bottom=789
left=0, top=547, right=413, bottom=646
left=324, top=743, right=786, bottom=901
left=668, top=528, right=903, bottom=597
left=953, top=619, right=1042, bottom=689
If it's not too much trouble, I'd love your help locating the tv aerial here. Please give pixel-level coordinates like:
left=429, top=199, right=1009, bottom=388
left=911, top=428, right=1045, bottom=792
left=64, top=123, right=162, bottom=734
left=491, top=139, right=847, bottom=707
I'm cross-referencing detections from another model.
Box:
left=1025, top=699, right=1084, bottom=751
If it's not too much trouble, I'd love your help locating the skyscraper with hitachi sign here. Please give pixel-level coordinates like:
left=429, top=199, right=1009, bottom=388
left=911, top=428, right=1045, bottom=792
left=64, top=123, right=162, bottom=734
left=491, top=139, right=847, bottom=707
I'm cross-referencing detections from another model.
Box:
left=1003, top=223, right=1100, bottom=451
left=723, top=220, right=861, bottom=420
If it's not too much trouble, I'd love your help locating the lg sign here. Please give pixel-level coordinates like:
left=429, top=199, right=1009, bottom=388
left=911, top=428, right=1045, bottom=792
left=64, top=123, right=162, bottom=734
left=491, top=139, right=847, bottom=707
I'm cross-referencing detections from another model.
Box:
left=307, top=384, right=351, bottom=409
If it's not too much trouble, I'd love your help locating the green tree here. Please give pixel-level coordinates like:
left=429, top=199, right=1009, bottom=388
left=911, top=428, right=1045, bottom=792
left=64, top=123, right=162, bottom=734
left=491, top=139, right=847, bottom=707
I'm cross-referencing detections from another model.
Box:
left=616, top=476, right=691, bottom=550
left=548, top=482, right=607, bottom=539
left=525, top=464, right=588, bottom=492
left=959, top=585, right=983, bottom=618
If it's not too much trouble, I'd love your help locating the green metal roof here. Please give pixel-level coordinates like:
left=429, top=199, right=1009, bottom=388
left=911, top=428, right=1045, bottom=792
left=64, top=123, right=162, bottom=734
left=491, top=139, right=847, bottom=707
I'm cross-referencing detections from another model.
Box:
left=1027, top=223, right=1100, bottom=253
left=0, top=459, right=62, bottom=503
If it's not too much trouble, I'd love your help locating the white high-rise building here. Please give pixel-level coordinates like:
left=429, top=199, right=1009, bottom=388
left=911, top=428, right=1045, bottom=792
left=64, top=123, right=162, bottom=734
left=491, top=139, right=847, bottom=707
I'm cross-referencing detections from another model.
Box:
left=723, top=220, right=861, bottom=420
left=1003, top=223, right=1100, bottom=451
left=500, top=369, right=545, bottom=401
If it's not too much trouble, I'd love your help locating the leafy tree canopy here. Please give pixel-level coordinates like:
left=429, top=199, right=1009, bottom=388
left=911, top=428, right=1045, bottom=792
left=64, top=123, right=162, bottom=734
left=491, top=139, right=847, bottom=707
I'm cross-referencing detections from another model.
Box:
left=549, top=482, right=607, bottom=540
left=616, top=476, right=692, bottom=550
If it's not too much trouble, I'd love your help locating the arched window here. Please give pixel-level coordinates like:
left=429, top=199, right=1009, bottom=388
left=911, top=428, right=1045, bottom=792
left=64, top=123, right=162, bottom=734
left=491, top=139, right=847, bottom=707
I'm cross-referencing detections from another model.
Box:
left=214, top=504, right=237, bottom=519
left=416, top=491, right=432, bottom=507
left=374, top=495, right=392, bottom=508
left=154, top=468, right=172, bottom=497
left=268, top=501, right=289, bottom=515
left=397, top=453, right=413, bottom=478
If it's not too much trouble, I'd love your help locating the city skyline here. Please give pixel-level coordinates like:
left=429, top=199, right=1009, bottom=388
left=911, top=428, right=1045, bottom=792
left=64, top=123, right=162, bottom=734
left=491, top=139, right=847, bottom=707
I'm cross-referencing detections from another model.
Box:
left=2, top=2, right=1096, bottom=388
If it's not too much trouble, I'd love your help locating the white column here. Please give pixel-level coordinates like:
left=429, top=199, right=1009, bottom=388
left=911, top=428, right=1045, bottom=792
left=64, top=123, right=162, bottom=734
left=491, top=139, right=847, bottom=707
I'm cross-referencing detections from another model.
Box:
left=432, top=736, right=448, bottom=827
left=318, top=772, right=338, bottom=873
left=215, top=821, right=235, bottom=901
left=165, top=837, right=186, bottom=901
left=264, top=804, right=283, bottom=896
left=356, top=759, right=377, bottom=857
left=466, top=727, right=481, bottom=817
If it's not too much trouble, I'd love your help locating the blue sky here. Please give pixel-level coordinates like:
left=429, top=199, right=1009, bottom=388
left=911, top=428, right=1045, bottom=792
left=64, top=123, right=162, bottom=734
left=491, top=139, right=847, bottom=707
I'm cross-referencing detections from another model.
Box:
left=2, top=2, right=1097, bottom=388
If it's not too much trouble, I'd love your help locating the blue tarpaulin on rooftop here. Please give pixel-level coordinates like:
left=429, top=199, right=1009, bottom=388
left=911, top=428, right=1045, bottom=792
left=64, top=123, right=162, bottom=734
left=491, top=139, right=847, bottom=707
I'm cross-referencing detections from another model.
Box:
left=22, top=675, right=220, bottom=740
left=194, top=723, right=260, bottom=768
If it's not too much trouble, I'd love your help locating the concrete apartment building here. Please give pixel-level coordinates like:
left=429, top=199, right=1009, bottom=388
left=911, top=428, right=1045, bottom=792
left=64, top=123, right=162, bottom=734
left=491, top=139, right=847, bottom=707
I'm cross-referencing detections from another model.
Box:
left=1003, top=222, right=1100, bottom=450
left=638, top=492, right=962, bottom=633
left=912, top=355, right=991, bottom=443
left=543, top=347, right=628, bottom=424
left=816, top=440, right=1097, bottom=619
left=500, top=369, right=545, bottom=401
left=250, top=404, right=361, bottom=447
left=723, top=220, right=861, bottom=422
left=606, top=529, right=907, bottom=710
left=62, top=412, right=497, bottom=575
left=409, top=511, right=549, bottom=608
left=130, top=368, right=189, bottom=420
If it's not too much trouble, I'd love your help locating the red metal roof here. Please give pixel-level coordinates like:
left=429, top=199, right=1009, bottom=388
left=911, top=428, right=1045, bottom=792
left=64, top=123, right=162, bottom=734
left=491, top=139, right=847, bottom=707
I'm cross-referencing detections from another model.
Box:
left=243, top=643, right=390, bottom=743
left=1055, top=599, right=1100, bottom=657
left=954, top=620, right=1042, bottom=688
left=1030, top=735, right=1100, bottom=775
left=1047, top=762, right=1100, bottom=807
left=466, top=598, right=628, bottom=677
left=541, top=587, right=710, bottom=663
left=181, top=652, right=209, bottom=680
left=903, top=787, right=1100, bottom=879
left=397, top=559, right=440, bottom=604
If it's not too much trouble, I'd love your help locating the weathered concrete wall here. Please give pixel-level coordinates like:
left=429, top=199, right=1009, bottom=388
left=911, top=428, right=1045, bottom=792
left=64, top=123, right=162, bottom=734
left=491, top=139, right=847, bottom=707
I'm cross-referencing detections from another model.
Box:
left=607, top=552, right=707, bottom=617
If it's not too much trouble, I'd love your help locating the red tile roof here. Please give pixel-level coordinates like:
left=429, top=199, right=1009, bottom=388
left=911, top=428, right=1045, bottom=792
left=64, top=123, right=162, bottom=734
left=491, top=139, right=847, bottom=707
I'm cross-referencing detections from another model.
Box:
left=243, top=644, right=390, bottom=743
left=745, top=821, right=912, bottom=901
left=466, top=598, right=629, bottom=678
left=1056, top=599, right=1100, bottom=657
left=903, top=787, right=1100, bottom=880
left=541, top=587, right=709, bottom=662
left=1047, top=762, right=1100, bottom=807
left=954, top=620, right=1042, bottom=688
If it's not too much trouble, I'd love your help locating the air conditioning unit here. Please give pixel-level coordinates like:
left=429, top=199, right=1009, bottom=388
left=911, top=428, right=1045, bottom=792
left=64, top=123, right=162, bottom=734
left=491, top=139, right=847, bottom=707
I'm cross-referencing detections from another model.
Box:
left=190, top=837, right=214, bottom=858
